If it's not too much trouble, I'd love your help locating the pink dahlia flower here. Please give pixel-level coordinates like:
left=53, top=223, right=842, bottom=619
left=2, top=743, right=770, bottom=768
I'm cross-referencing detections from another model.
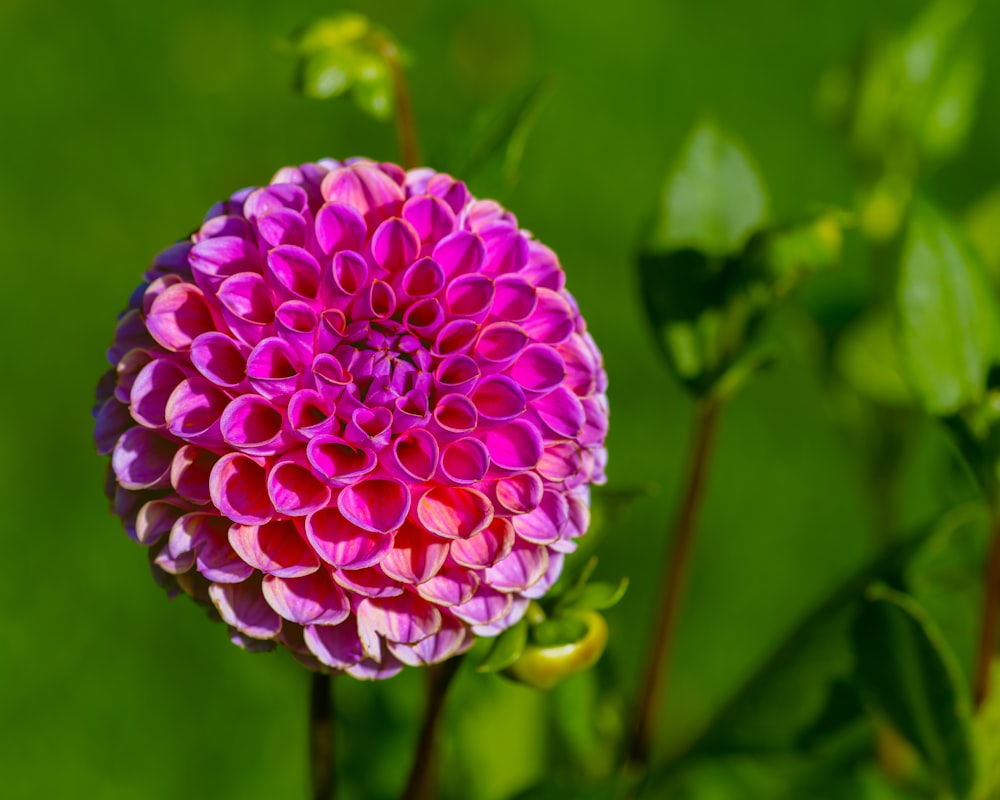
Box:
left=94, top=158, right=608, bottom=679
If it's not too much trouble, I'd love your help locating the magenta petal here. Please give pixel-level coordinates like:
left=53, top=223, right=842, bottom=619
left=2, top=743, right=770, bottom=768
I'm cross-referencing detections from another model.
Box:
left=485, top=540, right=550, bottom=592
left=94, top=398, right=133, bottom=455
left=267, top=245, right=321, bottom=302
left=221, top=394, right=289, bottom=456
left=416, top=567, right=479, bottom=607
left=209, top=453, right=274, bottom=525
left=274, top=301, right=319, bottom=364
left=338, top=479, right=410, bottom=533
left=402, top=297, right=444, bottom=339
left=169, top=445, right=218, bottom=504
left=389, top=428, right=439, bottom=482
left=358, top=594, right=442, bottom=645
left=129, top=358, right=188, bottom=428
left=371, top=216, right=420, bottom=273
left=229, top=520, right=320, bottom=577
left=134, top=499, right=189, bottom=546
left=304, top=620, right=366, bottom=668
left=256, top=208, right=308, bottom=248
left=510, top=344, right=567, bottom=394
left=189, top=236, right=262, bottom=293
left=164, top=377, right=228, bottom=447
left=471, top=375, right=526, bottom=422
left=390, top=617, right=467, bottom=666
left=433, top=322, right=480, bottom=359
left=345, top=654, right=405, bottom=680
left=491, top=275, right=537, bottom=322
left=431, top=394, right=478, bottom=436
left=449, top=517, right=515, bottom=569
left=146, top=283, right=217, bottom=352
left=320, top=163, right=404, bottom=228
left=262, top=571, right=350, bottom=625
left=398, top=257, right=445, bottom=300
left=493, top=472, right=544, bottom=514
left=306, top=507, right=394, bottom=569
left=432, top=231, right=484, bottom=278
left=307, top=435, right=377, bottom=485
left=268, top=450, right=332, bottom=516
left=402, top=194, right=455, bottom=246
left=243, top=183, right=309, bottom=220
left=217, top=272, right=275, bottom=346
left=210, top=578, right=282, bottom=639
left=512, top=490, right=569, bottom=545
left=522, top=550, right=565, bottom=599
left=112, top=427, right=175, bottom=490
left=379, top=521, right=449, bottom=584
left=315, top=202, right=368, bottom=255
left=246, top=337, right=301, bottom=404
left=531, top=385, right=585, bottom=438
left=471, top=595, right=530, bottom=636
left=439, top=438, right=490, bottom=484
left=450, top=586, right=514, bottom=626
left=188, top=513, right=254, bottom=583
left=474, top=322, right=528, bottom=367
left=446, top=274, right=495, bottom=320
left=190, top=332, right=249, bottom=389
left=288, top=389, right=337, bottom=439
left=538, top=440, right=583, bottom=483
left=334, top=566, right=404, bottom=597
left=485, top=420, right=542, bottom=471
left=416, top=487, right=494, bottom=540
left=522, top=288, right=575, bottom=344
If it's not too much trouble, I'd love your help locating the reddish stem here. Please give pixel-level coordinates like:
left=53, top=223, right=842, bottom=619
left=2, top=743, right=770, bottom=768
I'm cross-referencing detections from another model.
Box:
left=626, top=396, right=724, bottom=767
left=310, top=672, right=335, bottom=800
left=400, top=658, right=463, bottom=800
left=974, top=513, right=1000, bottom=710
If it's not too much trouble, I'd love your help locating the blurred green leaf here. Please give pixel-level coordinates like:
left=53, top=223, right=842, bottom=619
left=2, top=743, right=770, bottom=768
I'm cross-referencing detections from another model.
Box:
left=291, top=12, right=400, bottom=121
left=964, top=188, right=1000, bottom=283
left=852, top=583, right=976, bottom=799
left=640, top=210, right=842, bottom=396
left=456, top=75, right=555, bottom=196
left=897, top=201, right=1000, bottom=416
left=558, top=578, right=629, bottom=612
left=531, top=616, right=589, bottom=648
left=975, top=661, right=1000, bottom=799
left=689, top=510, right=972, bottom=759
left=836, top=309, right=915, bottom=408
left=508, top=775, right=624, bottom=800
left=477, top=618, right=528, bottom=674
left=649, top=121, right=769, bottom=256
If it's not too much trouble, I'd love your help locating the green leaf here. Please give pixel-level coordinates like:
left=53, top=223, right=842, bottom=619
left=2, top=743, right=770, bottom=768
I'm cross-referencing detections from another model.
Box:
left=455, top=75, right=555, bottom=196
left=744, top=209, right=845, bottom=294
left=975, top=661, right=1000, bottom=799
left=964, top=187, right=1000, bottom=283
left=350, top=53, right=394, bottom=121
left=558, top=578, right=629, bottom=612
left=836, top=309, right=915, bottom=408
left=897, top=201, right=1000, bottom=415
left=689, top=511, right=969, bottom=758
left=531, top=616, right=589, bottom=648
left=852, top=583, right=976, bottom=799
left=298, top=49, right=354, bottom=100
left=477, top=618, right=528, bottom=673
left=649, top=121, right=769, bottom=256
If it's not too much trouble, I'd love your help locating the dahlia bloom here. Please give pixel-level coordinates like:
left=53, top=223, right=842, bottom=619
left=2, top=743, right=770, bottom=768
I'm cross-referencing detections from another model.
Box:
left=94, top=158, right=608, bottom=679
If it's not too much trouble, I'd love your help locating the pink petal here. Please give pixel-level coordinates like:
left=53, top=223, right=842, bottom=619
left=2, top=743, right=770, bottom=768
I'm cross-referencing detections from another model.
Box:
left=210, top=578, right=282, bottom=639
left=306, top=507, right=394, bottom=569
left=209, top=453, right=274, bottom=525
left=262, top=570, right=350, bottom=625
left=379, top=521, right=449, bottom=584
left=416, top=487, right=494, bottom=539
left=484, top=420, right=542, bottom=471
left=512, top=490, right=569, bottom=545
left=338, top=479, right=410, bottom=533
left=229, top=519, right=320, bottom=577
left=145, top=283, right=217, bottom=352
left=450, top=586, right=513, bottom=626
left=416, top=567, right=479, bottom=607
left=112, top=427, right=175, bottom=490
left=484, top=540, right=550, bottom=592
left=449, top=517, right=515, bottom=569
left=357, top=594, right=442, bottom=645
left=304, top=620, right=366, bottom=668
left=307, top=435, right=377, bottom=485
left=267, top=450, right=332, bottom=516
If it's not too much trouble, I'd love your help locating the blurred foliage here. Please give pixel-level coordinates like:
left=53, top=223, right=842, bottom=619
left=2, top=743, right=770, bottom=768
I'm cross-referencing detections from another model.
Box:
left=9, top=0, right=1000, bottom=799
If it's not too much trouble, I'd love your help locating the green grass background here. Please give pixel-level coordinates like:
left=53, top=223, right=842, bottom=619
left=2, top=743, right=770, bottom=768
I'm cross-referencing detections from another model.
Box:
left=2, top=0, right=998, bottom=797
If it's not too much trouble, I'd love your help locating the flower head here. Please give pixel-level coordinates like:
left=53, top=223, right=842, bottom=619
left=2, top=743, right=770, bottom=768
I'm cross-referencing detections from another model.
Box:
left=94, top=158, right=608, bottom=678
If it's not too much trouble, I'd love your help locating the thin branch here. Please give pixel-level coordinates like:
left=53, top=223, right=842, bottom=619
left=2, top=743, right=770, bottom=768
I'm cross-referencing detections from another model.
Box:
left=371, top=34, right=421, bottom=170
left=626, top=395, right=724, bottom=768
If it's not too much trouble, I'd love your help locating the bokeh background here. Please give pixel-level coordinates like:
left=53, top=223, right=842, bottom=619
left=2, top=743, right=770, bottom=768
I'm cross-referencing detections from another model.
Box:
left=3, top=0, right=1000, bottom=797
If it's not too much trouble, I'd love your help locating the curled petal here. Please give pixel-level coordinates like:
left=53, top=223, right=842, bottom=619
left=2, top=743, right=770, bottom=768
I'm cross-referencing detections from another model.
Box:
left=485, top=540, right=550, bottom=592
left=389, top=617, right=468, bottom=667
left=315, top=202, right=367, bottom=255
left=338, top=479, right=410, bottom=533
left=170, top=444, right=219, bottom=505
left=304, top=620, right=366, bottom=668
left=210, top=578, right=281, bottom=640
left=398, top=257, right=445, bottom=301
left=484, top=420, right=542, bottom=471
left=522, top=288, right=575, bottom=345
left=146, top=283, right=217, bottom=352
left=371, top=217, right=420, bottom=273
left=449, top=517, right=516, bottom=569
left=510, top=344, right=567, bottom=394
left=164, top=377, right=228, bottom=447
left=262, top=571, right=350, bottom=625
left=190, top=332, right=249, bottom=390
left=471, top=375, right=526, bottom=422
left=531, top=385, right=585, bottom=438
left=450, top=586, right=513, bottom=626
left=380, top=521, right=449, bottom=584
left=112, top=427, right=175, bottom=490
left=439, top=438, right=490, bottom=484
left=493, top=472, right=544, bottom=514
left=416, top=487, right=493, bottom=540
left=333, top=567, right=404, bottom=598
left=402, top=194, right=455, bottom=247
left=229, top=519, right=320, bottom=577
left=432, top=231, right=484, bottom=278
left=358, top=594, right=442, bottom=645
left=306, top=507, right=394, bottom=569
left=130, top=358, right=188, bottom=428
left=512, top=490, right=569, bottom=545
left=209, top=453, right=274, bottom=525
left=217, top=272, right=275, bottom=346
left=307, top=435, right=377, bottom=485
left=266, top=245, right=321, bottom=302
left=221, top=394, right=290, bottom=456
left=189, top=236, right=262, bottom=294
left=268, top=450, right=332, bottom=517
left=388, top=428, right=439, bottom=482
left=416, top=567, right=479, bottom=607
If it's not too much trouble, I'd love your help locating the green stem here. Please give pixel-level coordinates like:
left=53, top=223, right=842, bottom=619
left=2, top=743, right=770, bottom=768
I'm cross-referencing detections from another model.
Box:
left=400, top=657, right=463, bottom=800
left=371, top=33, right=420, bottom=169
left=974, top=511, right=1000, bottom=710
left=310, top=672, right=335, bottom=800
left=626, top=395, right=724, bottom=769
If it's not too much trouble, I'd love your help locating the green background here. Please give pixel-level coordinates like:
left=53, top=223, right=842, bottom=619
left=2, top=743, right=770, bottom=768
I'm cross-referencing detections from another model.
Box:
left=2, top=0, right=997, bottom=797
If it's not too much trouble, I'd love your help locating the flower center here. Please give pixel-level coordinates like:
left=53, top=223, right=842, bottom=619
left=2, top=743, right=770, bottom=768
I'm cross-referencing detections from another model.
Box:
left=333, top=320, right=432, bottom=408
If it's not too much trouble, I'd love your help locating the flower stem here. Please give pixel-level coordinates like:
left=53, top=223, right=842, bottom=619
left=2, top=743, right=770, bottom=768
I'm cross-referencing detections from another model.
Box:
left=626, top=395, right=724, bottom=768
left=974, top=511, right=1000, bottom=710
left=370, top=33, right=421, bottom=170
left=310, top=672, right=336, bottom=800
left=400, top=657, right=463, bottom=800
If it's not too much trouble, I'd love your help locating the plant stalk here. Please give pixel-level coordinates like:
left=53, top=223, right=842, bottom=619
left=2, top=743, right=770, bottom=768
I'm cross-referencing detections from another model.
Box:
left=626, top=395, right=724, bottom=768
left=400, top=657, right=463, bottom=800
left=371, top=34, right=420, bottom=170
left=310, top=672, right=336, bottom=800
left=974, top=511, right=1000, bottom=709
